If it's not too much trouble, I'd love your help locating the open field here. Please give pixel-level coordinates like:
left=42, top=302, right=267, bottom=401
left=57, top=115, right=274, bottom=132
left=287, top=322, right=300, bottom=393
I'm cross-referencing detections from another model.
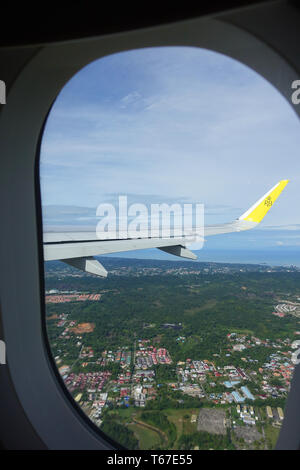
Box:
left=128, top=423, right=162, bottom=449
left=165, top=408, right=198, bottom=448
left=264, top=424, right=281, bottom=449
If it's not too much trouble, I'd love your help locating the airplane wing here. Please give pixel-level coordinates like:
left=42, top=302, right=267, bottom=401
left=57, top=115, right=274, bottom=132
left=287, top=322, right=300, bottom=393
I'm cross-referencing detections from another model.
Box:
left=43, top=180, right=289, bottom=277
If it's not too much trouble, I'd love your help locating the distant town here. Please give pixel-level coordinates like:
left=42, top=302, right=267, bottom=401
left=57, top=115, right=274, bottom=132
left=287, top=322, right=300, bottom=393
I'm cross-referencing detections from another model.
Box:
left=45, top=256, right=300, bottom=279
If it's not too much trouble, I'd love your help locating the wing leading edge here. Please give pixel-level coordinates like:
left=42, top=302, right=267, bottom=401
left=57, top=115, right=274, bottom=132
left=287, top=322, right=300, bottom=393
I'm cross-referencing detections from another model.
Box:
left=43, top=180, right=289, bottom=277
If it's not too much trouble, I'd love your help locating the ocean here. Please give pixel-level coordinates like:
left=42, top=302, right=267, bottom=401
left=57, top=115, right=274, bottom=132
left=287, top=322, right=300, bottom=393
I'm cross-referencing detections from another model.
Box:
left=105, top=248, right=300, bottom=267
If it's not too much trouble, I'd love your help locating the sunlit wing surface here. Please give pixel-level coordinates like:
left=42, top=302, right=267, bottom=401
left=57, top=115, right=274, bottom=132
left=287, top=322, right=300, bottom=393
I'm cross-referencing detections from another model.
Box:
left=43, top=180, right=289, bottom=277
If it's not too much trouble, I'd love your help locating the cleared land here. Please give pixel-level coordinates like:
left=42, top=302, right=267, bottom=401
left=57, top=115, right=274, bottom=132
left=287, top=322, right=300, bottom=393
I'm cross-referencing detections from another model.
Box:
left=197, top=408, right=226, bottom=435
left=71, top=322, right=95, bottom=334
left=234, top=425, right=262, bottom=445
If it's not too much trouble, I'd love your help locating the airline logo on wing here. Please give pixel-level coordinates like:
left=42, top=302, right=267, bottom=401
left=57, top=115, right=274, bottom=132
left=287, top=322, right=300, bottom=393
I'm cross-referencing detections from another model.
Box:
left=264, top=196, right=273, bottom=208
left=239, top=180, right=289, bottom=224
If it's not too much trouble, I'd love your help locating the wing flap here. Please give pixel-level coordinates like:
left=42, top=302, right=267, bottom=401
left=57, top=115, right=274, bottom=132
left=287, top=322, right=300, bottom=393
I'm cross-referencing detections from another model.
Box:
left=63, top=257, right=108, bottom=277
left=159, top=245, right=197, bottom=259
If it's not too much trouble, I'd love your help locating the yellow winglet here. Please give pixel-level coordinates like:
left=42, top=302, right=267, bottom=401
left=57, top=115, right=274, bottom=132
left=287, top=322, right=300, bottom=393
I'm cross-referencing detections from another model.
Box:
left=239, top=180, right=289, bottom=223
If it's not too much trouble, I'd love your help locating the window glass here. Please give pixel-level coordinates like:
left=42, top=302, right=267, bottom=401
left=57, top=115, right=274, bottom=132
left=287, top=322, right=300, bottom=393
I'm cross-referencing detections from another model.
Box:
left=40, top=47, right=300, bottom=450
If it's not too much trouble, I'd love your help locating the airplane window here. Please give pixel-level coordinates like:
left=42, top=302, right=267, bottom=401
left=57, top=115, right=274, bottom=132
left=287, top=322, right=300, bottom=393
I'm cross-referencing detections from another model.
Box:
left=40, top=46, right=300, bottom=450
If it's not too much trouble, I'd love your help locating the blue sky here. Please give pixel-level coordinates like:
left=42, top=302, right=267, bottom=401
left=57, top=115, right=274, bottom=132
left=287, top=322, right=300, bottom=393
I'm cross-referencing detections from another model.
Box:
left=40, top=46, right=300, bottom=259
